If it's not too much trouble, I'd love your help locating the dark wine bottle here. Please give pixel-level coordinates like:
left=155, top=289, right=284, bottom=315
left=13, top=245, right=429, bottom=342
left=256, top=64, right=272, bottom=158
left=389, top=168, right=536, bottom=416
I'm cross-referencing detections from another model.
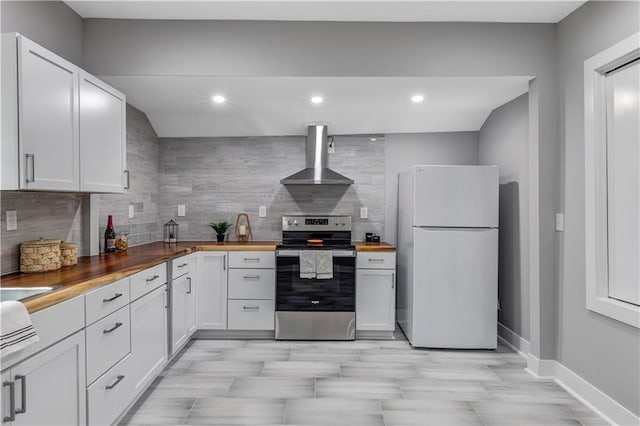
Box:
left=104, top=215, right=116, bottom=253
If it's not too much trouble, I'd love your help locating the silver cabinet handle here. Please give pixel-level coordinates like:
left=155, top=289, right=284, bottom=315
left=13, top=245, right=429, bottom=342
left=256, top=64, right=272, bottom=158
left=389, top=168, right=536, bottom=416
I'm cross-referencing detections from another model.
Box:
left=243, top=257, right=260, bottom=261
left=177, top=263, right=188, bottom=268
left=243, top=305, right=259, bottom=310
left=124, top=170, right=130, bottom=190
left=368, top=258, right=385, bottom=262
left=105, top=375, right=125, bottom=390
left=103, top=293, right=123, bottom=303
left=25, top=154, right=35, bottom=183
left=243, top=275, right=260, bottom=280
left=3, top=381, right=15, bottom=422
left=392, top=272, right=395, bottom=289
left=186, top=277, right=192, bottom=294
left=146, top=274, right=160, bottom=282
left=223, top=255, right=226, bottom=270
left=15, top=375, right=26, bottom=415
left=103, top=322, right=123, bottom=334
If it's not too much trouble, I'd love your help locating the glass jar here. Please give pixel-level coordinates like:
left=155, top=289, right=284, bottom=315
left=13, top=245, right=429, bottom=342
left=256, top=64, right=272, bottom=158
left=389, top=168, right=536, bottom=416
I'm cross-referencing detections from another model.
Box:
left=115, top=232, right=129, bottom=251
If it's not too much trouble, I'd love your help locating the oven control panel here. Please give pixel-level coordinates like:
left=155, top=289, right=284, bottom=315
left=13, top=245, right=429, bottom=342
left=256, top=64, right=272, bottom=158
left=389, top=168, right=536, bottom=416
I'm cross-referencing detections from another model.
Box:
left=282, top=215, right=352, bottom=231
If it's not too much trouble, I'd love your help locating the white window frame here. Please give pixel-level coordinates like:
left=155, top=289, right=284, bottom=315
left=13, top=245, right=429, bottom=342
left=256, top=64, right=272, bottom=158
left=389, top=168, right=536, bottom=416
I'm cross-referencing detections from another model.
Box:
left=584, top=31, right=640, bottom=329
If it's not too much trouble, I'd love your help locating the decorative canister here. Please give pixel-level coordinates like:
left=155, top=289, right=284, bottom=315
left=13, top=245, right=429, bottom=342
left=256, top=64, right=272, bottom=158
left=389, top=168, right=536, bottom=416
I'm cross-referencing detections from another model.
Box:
left=60, top=242, right=78, bottom=266
left=20, top=238, right=62, bottom=273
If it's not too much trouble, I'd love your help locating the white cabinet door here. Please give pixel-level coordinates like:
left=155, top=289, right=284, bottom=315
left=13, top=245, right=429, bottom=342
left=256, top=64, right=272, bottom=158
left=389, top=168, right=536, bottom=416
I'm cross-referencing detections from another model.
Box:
left=171, top=275, right=188, bottom=354
left=356, top=269, right=396, bottom=331
left=79, top=70, right=127, bottom=193
left=9, top=332, right=86, bottom=426
left=130, top=285, right=167, bottom=397
left=197, top=253, right=228, bottom=330
left=18, top=36, right=79, bottom=191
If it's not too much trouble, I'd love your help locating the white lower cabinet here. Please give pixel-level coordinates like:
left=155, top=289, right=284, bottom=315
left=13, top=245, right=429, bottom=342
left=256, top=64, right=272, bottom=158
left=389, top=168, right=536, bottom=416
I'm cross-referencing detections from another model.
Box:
left=356, top=251, right=397, bottom=332
left=171, top=254, right=197, bottom=355
left=196, top=252, right=228, bottom=330
left=1, top=332, right=86, bottom=425
left=85, top=306, right=131, bottom=384
left=130, top=284, right=168, bottom=397
left=87, top=355, right=133, bottom=426
left=227, top=300, right=275, bottom=330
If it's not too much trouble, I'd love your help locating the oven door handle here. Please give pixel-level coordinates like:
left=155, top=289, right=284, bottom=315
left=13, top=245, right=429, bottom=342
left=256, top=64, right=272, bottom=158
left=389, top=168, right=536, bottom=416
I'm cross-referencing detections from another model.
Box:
left=276, top=250, right=355, bottom=257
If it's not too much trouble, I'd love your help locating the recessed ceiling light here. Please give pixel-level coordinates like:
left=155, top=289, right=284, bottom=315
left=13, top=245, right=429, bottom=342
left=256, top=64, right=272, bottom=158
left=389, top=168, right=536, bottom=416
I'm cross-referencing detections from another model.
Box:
left=311, top=96, right=323, bottom=104
left=212, top=95, right=226, bottom=104
left=370, top=138, right=377, bottom=141
left=411, top=94, right=424, bottom=103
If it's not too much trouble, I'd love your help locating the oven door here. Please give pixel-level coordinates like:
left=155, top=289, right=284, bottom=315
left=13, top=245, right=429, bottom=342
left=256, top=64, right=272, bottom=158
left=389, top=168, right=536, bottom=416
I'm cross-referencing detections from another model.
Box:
left=276, top=249, right=356, bottom=311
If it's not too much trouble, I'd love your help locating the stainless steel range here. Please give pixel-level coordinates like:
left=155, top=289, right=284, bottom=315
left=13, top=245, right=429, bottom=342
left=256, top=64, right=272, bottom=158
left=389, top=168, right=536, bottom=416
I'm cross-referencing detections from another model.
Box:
left=275, top=215, right=356, bottom=340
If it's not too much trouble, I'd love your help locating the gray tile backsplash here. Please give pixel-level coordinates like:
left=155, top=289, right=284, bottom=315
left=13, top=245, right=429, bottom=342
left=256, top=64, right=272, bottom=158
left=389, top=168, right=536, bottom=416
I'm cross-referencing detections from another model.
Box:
left=158, top=135, right=384, bottom=241
left=98, top=105, right=162, bottom=248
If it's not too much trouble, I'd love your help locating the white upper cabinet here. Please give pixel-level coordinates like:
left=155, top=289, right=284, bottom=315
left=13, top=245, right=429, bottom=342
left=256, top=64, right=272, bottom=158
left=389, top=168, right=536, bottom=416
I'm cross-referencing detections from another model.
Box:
left=1, top=33, right=126, bottom=193
left=17, top=35, right=80, bottom=191
left=79, top=70, right=127, bottom=193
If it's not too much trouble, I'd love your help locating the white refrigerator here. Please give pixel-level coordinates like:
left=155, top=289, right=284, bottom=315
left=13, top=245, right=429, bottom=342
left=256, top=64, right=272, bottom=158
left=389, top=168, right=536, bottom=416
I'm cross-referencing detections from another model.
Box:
left=397, top=165, right=499, bottom=349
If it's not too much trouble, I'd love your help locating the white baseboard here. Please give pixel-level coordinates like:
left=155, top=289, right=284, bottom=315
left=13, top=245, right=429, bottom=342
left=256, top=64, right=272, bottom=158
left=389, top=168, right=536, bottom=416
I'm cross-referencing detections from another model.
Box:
left=497, top=322, right=531, bottom=355
left=499, top=324, right=638, bottom=426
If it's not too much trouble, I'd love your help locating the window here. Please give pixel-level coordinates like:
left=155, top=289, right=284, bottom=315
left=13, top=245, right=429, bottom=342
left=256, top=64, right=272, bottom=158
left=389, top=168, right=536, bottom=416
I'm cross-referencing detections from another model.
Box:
left=584, top=32, right=640, bottom=328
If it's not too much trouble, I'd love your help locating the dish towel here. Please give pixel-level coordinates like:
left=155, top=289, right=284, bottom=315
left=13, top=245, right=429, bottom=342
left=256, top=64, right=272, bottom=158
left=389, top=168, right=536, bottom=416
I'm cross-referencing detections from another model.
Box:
left=1, top=301, right=40, bottom=357
left=315, top=250, right=334, bottom=279
left=299, top=251, right=317, bottom=279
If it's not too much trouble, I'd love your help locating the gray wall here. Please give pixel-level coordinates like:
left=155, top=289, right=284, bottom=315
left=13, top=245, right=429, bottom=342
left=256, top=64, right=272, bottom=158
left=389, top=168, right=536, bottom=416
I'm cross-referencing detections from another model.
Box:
left=557, top=1, right=640, bottom=415
left=479, top=94, right=530, bottom=341
left=158, top=135, right=384, bottom=241
left=384, top=132, right=479, bottom=245
left=98, top=105, right=162, bottom=249
left=0, top=0, right=83, bottom=66
left=82, top=18, right=560, bottom=359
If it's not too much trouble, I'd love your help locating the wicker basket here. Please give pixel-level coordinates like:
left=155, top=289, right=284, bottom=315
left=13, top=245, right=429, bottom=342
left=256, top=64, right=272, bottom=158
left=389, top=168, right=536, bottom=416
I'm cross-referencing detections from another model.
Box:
left=60, top=242, right=78, bottom=266
left=20, top=238, right=61, bottom=273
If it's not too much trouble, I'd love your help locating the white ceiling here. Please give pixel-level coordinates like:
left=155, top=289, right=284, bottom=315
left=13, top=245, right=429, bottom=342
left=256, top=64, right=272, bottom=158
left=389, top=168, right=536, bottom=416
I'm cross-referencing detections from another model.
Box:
left=65, top=0, right=585, bottom=23
left=101, top=76, right=531, bottom=137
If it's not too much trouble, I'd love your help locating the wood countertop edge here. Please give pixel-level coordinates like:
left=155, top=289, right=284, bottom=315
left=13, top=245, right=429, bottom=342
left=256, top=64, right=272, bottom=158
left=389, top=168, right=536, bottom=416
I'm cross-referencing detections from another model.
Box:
left=8, top=240, right=394, bottom=313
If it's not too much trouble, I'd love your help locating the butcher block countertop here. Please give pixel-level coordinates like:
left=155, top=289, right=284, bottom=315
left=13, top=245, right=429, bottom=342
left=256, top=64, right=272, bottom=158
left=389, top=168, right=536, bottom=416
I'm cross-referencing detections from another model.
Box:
left=1, top=240, right=395, bottom=313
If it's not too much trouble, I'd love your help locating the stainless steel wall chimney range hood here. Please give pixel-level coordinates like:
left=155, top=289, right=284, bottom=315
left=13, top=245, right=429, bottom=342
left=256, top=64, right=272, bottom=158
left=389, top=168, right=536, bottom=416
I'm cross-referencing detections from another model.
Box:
left=280, top=125, right=354, bottom=185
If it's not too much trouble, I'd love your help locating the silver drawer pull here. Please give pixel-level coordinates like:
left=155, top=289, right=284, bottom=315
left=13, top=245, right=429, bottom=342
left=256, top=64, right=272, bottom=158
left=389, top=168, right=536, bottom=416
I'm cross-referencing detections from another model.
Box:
left=243, top=275, right=260, bottom=280
left=103, top=293, right=123, bottom=303
left=25, top=154, right=35, bottom=183
left=146, top=274, right=160, bottom=282
left=3, top=381, right=16, bottom=422
left=103, top=322, right=123, bottom=334
left=243, top=257, right=260, bottom=261
left=177, top=263, right=188, bottom=268
left=105, top=375, right=125, bottom=390
left=15, top=375, right=26, bottom=414
left=368, top=258, right=385, bottom=262
left=243, top=305, right=260, bottom=310
left=311, top=300, right=320, bottom=305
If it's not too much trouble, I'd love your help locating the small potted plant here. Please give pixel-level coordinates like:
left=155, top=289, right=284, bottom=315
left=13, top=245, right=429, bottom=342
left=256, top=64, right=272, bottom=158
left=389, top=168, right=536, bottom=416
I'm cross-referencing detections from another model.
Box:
left=209, top=221, right=231, bottom=242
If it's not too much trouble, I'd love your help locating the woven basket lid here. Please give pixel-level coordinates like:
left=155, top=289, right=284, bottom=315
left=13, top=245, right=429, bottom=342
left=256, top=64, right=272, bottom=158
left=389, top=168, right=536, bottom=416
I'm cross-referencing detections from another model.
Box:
left=21, top=238, right=61, bottom=246
left=60, top=241, right=77, bottom=249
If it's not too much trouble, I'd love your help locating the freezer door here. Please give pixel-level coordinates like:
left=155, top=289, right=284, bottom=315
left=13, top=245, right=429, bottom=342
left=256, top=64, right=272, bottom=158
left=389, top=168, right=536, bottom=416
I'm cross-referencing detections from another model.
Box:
left=413, top=165, right=498, bottom=228
left=411, top=227, right=498, bottom=349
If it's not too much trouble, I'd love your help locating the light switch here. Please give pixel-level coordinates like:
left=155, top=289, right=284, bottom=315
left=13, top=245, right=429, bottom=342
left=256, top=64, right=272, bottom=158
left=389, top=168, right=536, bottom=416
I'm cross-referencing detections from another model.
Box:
left=259, top=206, right=267, bottom=218
left=6, top=210, right=17, bottom=231
left=360, top=207, right=368, bottom=220
left=128, top=205, right=135, bottom=219
left=555, top=213, right=564, bottom=232
left=178, top=205, right=186, bottom=217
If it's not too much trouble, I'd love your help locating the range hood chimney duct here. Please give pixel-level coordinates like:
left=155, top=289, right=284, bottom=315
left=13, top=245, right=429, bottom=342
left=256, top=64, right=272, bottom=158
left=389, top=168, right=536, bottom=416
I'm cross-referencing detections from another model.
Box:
left=280, top=125, right=354, bottom=185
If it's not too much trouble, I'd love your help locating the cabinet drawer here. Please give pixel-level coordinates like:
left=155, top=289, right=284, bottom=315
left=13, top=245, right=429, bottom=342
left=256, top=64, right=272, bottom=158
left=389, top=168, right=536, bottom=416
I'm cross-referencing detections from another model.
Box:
left=87, top=354, right=134, bottom=426
left=357, top=252, right=396, bottom=269
left=228, top=251, right=275, bottom=269
left=171, top=255, right=193, bottom=278
left=227, top=300, right=275, bottom=330
left=130, top=263, right=167, bottom=301
left=86, top=305, right=131, bottom=384
left=228, top=269, right=275, bottom=300
left=85, top=277, right=130, bottom=325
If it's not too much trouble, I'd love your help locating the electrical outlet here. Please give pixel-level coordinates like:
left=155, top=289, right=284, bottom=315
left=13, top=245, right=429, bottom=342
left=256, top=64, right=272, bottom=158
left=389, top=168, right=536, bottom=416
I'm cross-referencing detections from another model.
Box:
left=555, top=213, right=564, bottom=232
left=178, top=205, right=186, bottom=217
left=360, top=207, right=368, bottom=220
left=6, top=210, right=17, bottom=231
left=128, top=205, right=135, bottom=219
left=259, top=206, right=267, bottom=218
